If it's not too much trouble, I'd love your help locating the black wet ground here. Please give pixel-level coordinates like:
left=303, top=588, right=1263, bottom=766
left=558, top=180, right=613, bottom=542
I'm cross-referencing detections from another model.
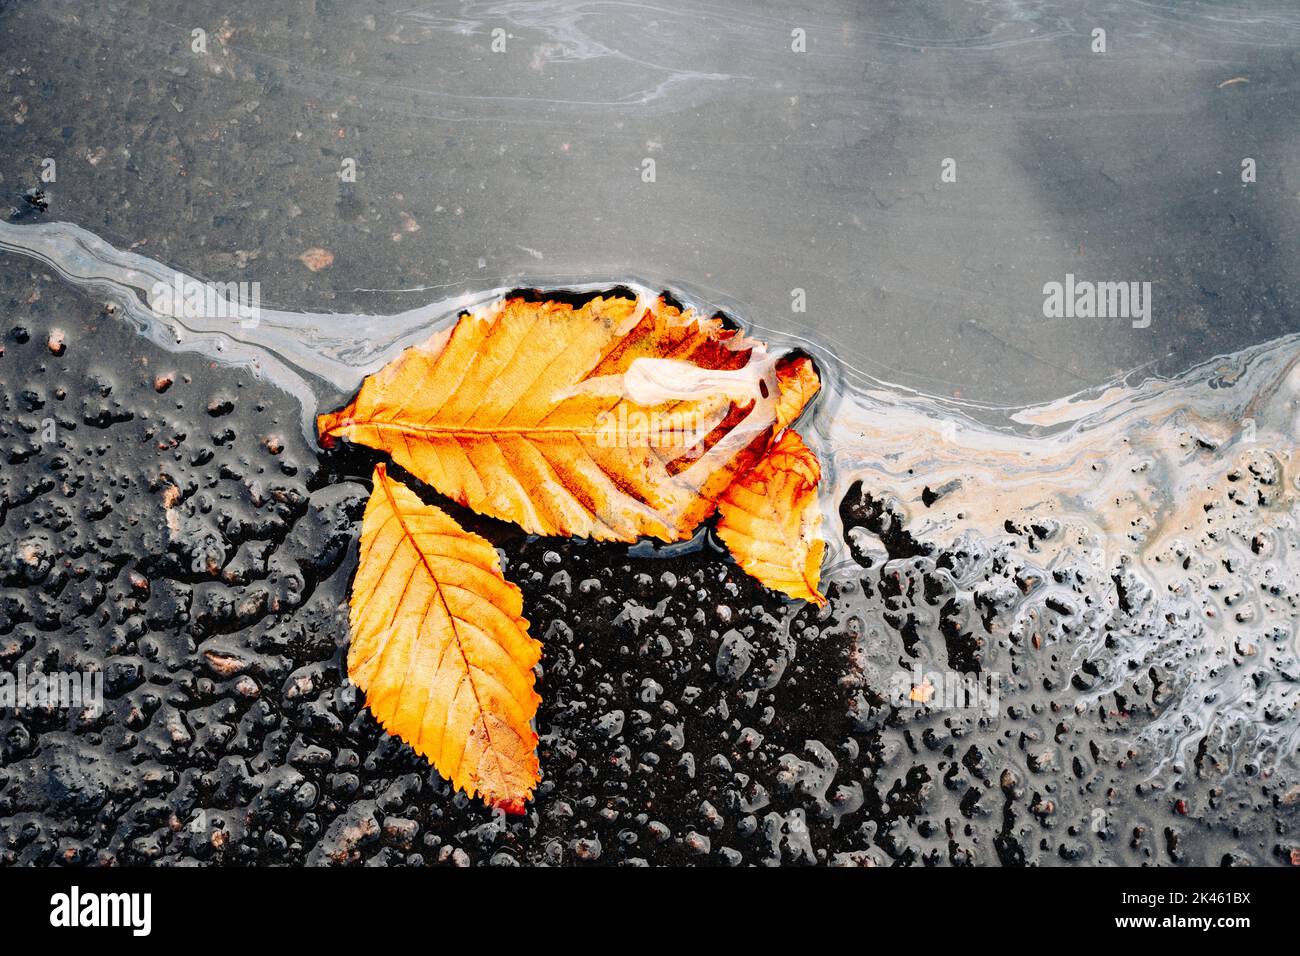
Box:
left=3, top=271, right=1296, bottom=866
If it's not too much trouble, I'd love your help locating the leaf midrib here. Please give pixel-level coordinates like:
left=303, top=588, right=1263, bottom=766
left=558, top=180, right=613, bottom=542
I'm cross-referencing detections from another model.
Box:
left=331, top=418, right=693, bottom=439
left=376, top=465, right=516, bottom=793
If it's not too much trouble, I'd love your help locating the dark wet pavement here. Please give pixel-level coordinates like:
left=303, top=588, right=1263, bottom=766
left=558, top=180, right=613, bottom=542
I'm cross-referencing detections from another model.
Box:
left=2, top=281, right=1294, bottom=866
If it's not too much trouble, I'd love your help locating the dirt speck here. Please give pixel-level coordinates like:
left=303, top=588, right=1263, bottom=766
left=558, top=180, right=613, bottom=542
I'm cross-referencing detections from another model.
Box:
left=298, top=248, right=335, bottom=272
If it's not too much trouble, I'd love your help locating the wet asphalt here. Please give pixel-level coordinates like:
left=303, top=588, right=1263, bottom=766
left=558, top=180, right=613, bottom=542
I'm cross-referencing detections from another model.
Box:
left=2, top=277, right=1297, bottom=865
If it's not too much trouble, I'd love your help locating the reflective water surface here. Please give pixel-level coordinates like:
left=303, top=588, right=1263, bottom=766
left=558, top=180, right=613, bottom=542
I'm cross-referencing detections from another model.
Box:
left=4, top=0, right=1300, bottom=402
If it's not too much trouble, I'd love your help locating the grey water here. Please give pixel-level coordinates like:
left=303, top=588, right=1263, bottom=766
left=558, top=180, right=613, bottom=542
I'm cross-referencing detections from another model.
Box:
left=4, top=0, right=1300, bottom=403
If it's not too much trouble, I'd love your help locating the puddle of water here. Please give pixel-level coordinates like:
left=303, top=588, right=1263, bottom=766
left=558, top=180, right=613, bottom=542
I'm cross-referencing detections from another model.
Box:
left=3, top=216, right=1298, bottom=775
left=13, top=0, right=1300, bottom=407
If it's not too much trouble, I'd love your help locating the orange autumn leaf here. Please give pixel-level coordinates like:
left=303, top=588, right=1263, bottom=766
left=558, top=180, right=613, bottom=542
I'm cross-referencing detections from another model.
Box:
left=319, top=294, right=778, bottom=543
left=774, top=354, right=821, bottom=433
left=348, top=462, right=541, bottom=812
left=324, top=292, right=833, bottom=813
left=716, top=429, right=827, bottom=605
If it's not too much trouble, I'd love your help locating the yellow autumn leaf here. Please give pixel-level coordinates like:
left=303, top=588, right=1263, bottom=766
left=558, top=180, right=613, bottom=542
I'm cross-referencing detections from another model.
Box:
left=348, top=463, right=541, bottom=813
left=319, top=294, right=777, bottom=543
left=774, top=353, right=821, bottom=433
left=716, top=429, right=827, bottom=605
left=325, top=293, right=833, bottom=813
